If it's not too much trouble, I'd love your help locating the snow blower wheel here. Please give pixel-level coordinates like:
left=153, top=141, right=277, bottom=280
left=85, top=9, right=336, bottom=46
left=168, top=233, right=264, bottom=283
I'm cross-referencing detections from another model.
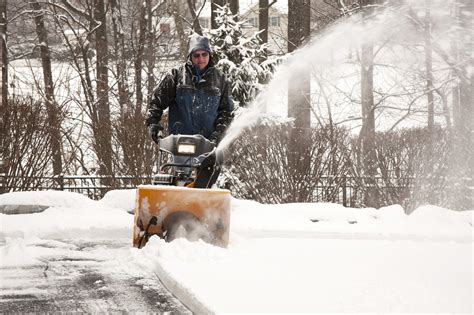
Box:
left=162, top=211, right=208, bottom=242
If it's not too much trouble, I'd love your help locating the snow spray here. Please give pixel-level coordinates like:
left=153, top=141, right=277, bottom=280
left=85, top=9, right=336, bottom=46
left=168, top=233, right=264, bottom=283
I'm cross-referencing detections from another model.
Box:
left=217, top=0, right=464, bottom=153
left=216, top=0, right=471, bottom=209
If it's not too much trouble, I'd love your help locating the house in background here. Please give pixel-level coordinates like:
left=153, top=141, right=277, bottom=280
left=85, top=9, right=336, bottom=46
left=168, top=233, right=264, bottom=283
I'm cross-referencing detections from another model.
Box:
left=240, top=3, right=288, bottom=55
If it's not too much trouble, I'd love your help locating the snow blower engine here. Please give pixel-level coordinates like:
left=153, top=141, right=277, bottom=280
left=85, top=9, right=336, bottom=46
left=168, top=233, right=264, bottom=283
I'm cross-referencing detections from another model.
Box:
left=133, top=134, right=231, bottom=249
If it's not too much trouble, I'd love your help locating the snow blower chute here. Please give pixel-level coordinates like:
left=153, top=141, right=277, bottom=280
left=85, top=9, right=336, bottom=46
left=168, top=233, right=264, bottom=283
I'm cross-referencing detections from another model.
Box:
left=133, top=134, right=231, bottom=249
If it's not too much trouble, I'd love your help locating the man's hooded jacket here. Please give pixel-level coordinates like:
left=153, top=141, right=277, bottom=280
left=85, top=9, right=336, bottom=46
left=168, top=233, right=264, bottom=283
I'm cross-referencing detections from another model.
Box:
left=146, top=35, right=234, bottom=143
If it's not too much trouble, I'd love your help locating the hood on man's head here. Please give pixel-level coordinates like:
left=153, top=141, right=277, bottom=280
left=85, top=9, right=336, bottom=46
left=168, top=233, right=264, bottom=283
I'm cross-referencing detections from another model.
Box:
left=188, top=34, right=213, bottom=56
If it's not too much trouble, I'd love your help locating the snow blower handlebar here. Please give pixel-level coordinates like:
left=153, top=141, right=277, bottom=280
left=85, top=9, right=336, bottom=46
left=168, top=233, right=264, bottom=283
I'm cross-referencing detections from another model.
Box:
left=158, top=134, right=215, bottom=157
left=159, top=148, right=222, bottom=172
left=157, top=134, right=221, bottom=175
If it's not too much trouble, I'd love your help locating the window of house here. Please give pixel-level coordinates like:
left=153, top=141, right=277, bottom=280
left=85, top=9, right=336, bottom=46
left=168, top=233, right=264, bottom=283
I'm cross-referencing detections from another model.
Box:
left=200, top=18, right=209, bottom=29
left=270, top=16, right=280, bottom=27
left=248, top=17, right=259, bottom=27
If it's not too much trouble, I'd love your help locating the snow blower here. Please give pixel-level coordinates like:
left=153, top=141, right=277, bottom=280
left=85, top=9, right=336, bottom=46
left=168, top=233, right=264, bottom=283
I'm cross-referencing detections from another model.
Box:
left=133, top=134, right=231, bottom=249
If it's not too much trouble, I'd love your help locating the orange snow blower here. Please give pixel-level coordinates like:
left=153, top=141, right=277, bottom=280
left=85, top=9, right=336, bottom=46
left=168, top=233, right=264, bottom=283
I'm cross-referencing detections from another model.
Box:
left=133, top=134, right=231, bottom=249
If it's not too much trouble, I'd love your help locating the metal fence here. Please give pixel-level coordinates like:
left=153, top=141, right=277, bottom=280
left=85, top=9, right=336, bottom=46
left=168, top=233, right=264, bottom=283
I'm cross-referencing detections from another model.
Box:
left=0, top=173, right=413, bottom=206
left=312, top=175, right=412, bottom=208
left=0, top=174, right=151, bottom=200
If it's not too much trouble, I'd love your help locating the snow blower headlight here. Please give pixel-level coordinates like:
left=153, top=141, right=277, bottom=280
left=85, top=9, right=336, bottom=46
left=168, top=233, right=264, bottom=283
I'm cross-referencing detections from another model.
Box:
left=177, top=144, right=196, bottom=154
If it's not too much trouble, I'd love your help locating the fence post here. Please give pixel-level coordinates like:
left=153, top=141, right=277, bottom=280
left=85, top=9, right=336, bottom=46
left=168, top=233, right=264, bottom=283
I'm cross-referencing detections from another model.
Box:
left=59, top=174, right=64, bottom=191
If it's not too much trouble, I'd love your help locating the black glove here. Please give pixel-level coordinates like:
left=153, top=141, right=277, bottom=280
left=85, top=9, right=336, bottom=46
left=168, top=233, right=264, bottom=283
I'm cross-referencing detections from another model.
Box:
left=209, top=131, right=220, bottom=145
left=148, top=124, right=163, bottom=144
left=200, top=150, right=217, bottom=170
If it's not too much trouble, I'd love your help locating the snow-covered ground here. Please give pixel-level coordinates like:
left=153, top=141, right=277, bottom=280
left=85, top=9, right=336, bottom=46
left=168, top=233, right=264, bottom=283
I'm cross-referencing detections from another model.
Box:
left=1, top=190, right=472, bottom=313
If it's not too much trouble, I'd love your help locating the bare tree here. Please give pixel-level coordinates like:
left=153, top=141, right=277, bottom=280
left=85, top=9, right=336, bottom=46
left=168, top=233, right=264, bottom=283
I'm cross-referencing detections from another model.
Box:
left=30, top=1, right=63, bottom=182
left=0, top=0, right=8, bottom=193
left=288, top=0, right=311, bottom=129
left=457, top=0, right=473, bottom=133
left=287, top=0, right=312, bottom=202
left=423, top=0, right=435, bottom=138
left=112, top=0, right=159, bottom=180
left=135, top=0, right=147, bottom=112
left=0, top=0, right=6, bottom=107
left=93, top=0, right=113, bottom=178
left=310, top=0, right=340, bottom=31
left=187, top=0, right=203, bottom=35
left=450, top=0, right=473, bottom=209
left=110, top=0, right=132, bottom=112
left=145, top=0, right=157, bottom=96
left=354, top=0, right=378, bottom=206
left=53, top=0, right=114, bottom=182
left=168, top=0, right=188, bottom=60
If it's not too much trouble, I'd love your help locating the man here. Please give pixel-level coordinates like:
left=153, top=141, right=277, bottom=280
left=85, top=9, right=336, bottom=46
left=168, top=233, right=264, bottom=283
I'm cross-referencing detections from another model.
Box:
left=146, top=34, right=234, bottom=188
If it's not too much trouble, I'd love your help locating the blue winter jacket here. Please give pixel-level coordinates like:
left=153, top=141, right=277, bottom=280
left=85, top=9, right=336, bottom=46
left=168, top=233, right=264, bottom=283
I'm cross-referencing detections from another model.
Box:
left=146, top=60, right=234, bottom=142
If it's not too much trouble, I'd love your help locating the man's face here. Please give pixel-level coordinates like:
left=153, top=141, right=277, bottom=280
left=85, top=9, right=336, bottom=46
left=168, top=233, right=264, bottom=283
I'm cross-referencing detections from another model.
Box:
left=191, top=49, right=210, bottom=71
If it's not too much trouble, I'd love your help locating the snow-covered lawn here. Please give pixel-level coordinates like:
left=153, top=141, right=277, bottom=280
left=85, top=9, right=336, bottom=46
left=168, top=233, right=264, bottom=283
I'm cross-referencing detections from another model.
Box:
left=1, top=190, right=472, bottom=313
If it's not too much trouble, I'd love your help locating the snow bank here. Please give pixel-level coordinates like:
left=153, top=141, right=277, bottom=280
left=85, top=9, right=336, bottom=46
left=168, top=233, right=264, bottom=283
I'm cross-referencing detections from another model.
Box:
left=231, top=198, right=473, bottom=241
left=2, top=191, right=471, bottom=241
left=0, top=206, right=132, bottom=240
left=0, top=190, right=133, bottom=239
left=97, top=189, right=137, bottom=213
left=0, top=190, right=95, bottom=214
left=1, top=191, right=472, bottom=313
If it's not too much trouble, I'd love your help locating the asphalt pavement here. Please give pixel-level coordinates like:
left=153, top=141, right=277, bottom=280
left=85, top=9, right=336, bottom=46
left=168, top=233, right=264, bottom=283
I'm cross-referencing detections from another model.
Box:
left=0, top=239, right=190, bottom=313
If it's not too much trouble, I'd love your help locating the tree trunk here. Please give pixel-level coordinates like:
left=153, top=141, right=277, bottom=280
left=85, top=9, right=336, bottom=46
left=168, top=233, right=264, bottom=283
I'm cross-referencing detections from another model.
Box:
left=287, top=0, right=311, bottom=128
left=229, top=0, right=239, bottom=16
left=110, top=0, right=131, bottom=114
left=458, top=0, right=473, bottom=136
left=361, top=43, right=375, bottom=136
left=259, top=0, right=269, bottom=57
left=135, top=0, right=147, bottom=114
left=94, top=0, right=113, bottom=179
left=0, top=0, right=5, bottom=109
left=0, top=0, right=7, bottom=193
left=146, top=0, right=156, bottom=97
left=424, top=0, right=435, bottom=138
left=360, top=3, right=377, bottom=207
left=287, top=0, right=311, bottom=202
left=211, top=0, right=225, bottom=29
left=451, top=0, right=473, bottom=209
left=31, top=1, right=63, bottom=182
